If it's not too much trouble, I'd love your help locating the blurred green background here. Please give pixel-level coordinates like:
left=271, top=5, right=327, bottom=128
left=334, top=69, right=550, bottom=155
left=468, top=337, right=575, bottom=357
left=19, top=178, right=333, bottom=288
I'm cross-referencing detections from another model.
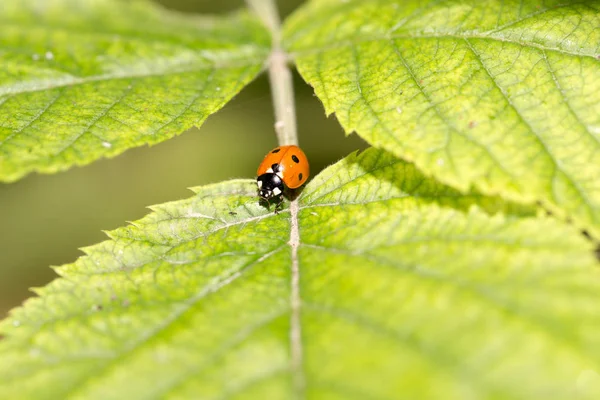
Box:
left=0, top=0, right=367, bottom=318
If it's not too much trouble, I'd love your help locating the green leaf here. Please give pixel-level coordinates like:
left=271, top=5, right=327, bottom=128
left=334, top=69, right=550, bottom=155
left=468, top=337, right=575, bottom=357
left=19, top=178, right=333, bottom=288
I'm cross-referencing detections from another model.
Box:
left=0, top=0, right=270, bottom=182
left=1, top=148, right=599, bottom=399
left=283, top=0, right=600, bottom=237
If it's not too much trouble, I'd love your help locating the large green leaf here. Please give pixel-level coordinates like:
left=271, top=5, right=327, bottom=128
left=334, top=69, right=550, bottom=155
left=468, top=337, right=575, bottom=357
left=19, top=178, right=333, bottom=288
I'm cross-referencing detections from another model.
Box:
left=1, top=148, right=599, bottom=399
left=283, top=0, right=600, bottom=237
left=0, top=0, right=270, bottom=182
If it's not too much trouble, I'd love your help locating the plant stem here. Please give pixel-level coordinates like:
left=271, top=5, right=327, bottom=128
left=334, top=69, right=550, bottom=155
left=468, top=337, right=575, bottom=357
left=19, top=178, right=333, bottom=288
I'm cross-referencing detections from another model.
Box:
left=246, top=0, right=298, bottom=146
left=245, top=0, right=281, bottom=43
left=268, top=49, right=298, bottom=146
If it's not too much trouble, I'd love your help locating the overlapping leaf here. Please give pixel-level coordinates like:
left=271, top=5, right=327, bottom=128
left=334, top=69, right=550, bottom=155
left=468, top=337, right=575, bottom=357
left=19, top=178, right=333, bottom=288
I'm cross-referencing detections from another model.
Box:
left=1, top=148, right=599, bottom=399
left=0, top=0, right=270, bottom=181
left=284, top=0, right=600, bottom=236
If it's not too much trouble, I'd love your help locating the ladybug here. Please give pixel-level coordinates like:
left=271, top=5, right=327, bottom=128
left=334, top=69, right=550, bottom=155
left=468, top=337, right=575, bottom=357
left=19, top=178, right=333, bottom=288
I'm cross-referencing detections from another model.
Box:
left=256, top=145, right=309, bottom=212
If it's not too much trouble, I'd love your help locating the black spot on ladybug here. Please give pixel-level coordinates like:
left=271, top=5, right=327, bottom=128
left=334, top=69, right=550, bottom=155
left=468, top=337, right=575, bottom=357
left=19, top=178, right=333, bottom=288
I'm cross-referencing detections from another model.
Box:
left=299, top=173, right=303, bottom=181
left=271, top=163, right=280, bottom=171
left=291, top=155, right=300, bottom=163
left=271, top=148, right=281, bottom=153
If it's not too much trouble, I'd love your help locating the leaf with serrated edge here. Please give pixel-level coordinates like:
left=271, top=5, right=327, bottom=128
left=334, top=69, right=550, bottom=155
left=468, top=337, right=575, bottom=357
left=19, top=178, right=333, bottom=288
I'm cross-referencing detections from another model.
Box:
left=1, top=148, right=599, bottom=399
left=0, top=0, right=270, bottom=182
left=283, top=0, right=600, bottom=237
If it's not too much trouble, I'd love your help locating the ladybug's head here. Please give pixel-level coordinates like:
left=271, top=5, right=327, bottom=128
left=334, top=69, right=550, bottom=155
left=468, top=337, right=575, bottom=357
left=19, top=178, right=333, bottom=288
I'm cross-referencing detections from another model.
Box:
left=257, top=173, right=284, bottom=200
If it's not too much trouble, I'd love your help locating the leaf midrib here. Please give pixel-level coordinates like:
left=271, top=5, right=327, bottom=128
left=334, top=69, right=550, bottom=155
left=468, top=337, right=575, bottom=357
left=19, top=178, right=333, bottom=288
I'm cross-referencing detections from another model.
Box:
left=0, top=58, right=264, bottom=98
left=287, top=32, right=599, bottom=59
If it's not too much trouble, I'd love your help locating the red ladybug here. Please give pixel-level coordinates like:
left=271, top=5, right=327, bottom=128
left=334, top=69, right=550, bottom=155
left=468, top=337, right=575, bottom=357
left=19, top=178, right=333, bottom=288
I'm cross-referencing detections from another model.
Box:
left=256, top=145, right=309, bottom=211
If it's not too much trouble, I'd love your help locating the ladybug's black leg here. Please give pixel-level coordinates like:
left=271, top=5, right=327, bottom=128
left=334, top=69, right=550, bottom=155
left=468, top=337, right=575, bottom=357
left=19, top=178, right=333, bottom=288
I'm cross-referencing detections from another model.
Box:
left=273, top=196, right=284, bottom=214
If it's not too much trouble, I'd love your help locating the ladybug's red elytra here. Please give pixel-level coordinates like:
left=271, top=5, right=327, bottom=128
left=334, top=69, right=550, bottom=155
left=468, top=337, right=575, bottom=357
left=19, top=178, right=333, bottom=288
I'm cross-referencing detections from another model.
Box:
left=256, top=145, right=309, bottom=211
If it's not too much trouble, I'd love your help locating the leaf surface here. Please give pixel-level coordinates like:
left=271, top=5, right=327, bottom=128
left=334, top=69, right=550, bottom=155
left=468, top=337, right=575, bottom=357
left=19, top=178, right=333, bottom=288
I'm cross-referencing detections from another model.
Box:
left=0, top=0, right=270, bottom=181
left=284, top=0, right=600, bottom=236
left=1, top=148, right=599, bottom=399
